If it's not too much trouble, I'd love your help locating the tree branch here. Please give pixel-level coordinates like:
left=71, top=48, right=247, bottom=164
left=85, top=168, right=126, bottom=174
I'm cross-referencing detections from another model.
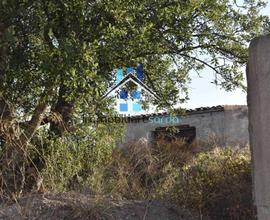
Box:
left=178, top=53, right=219, bottom=73
left=19, top=102, right=47, bottom=147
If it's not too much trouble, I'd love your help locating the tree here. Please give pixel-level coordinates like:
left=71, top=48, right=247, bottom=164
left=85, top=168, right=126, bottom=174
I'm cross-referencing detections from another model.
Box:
left=0, top=0, right=268, bottom=195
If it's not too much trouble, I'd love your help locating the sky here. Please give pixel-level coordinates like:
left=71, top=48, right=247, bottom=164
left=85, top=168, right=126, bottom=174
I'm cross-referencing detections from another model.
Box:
left=182, top=2, right=270, bottom=109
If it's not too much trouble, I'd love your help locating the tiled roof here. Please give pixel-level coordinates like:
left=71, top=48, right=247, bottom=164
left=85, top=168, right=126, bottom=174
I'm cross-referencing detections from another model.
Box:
left=124, top=105, right=247, bottom=120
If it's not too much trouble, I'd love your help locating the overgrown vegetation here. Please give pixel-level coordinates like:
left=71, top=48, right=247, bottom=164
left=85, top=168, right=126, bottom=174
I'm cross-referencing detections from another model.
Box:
left=175, top=147, right=253, bottom=220
left=0, top=1, right=268, bottom=199
left=21, top=137, right=252, bottom=220
left=0, top=114, right=254, bottom=219
left=36, top=123, right=125, bottom=192
left=0, top=0, right=262, bottom=219
left=102, top=141, right=253, bottom=220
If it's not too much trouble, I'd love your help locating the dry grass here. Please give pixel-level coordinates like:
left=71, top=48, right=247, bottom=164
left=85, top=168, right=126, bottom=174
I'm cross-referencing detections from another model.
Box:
left=0, top=133, right=253, bottom=220
left=99, top=138, right=196, bottom=200
left=96, top=139, right=253, bottom=220
left=0, top=193, right=196, bottom=220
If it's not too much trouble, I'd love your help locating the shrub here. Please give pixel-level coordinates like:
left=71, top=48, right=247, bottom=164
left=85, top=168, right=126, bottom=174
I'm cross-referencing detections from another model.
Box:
left=100, top=139, right=197, bottom=200
left=96, top=140, right=253, bottom=220
left=174, top=147, right=253, bottom=220
left=25, top=131, right=254, bottom=220
left=39, top=123, right=125, bottom=192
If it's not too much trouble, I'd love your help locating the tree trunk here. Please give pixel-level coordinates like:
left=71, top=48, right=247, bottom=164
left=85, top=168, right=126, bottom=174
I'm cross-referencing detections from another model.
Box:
left=0, top=100, right=47, bottom=198
left=50, top=85, right=74, bottom=136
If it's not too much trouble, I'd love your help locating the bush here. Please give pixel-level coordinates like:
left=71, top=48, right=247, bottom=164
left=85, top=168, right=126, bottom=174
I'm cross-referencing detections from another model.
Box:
left=94, top=141, right=253, bottom=220
left=100, top=139, right=196, bottom=200
left=26, top=131, right=254, bottom=220
left=39, top=123, right=125, bottom=192
left=174, top=147, right=253, bottom=220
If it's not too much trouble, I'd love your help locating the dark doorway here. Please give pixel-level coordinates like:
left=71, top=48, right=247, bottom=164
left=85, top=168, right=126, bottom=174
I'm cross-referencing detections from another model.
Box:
left=152, top=125, right=196, bottom=144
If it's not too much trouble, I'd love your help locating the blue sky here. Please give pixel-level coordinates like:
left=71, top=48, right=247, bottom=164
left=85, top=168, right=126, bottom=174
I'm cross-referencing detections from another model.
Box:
left=183, top=2, right=270, bottom=109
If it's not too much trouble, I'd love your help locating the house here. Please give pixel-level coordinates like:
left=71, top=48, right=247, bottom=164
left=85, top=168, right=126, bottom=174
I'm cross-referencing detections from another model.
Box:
left=119, top=105, right=249, bottom=147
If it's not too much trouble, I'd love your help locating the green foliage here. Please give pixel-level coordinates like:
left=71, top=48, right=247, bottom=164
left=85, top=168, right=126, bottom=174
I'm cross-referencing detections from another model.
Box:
left=0, top=0, right=264, bottom=211
left=0, top=2, right=268, bottom=187
left=39, top=122, right=125, bottom=192
left=40, top=136, right=83, bottom=192
left=0, top=0, right=268, bottom=116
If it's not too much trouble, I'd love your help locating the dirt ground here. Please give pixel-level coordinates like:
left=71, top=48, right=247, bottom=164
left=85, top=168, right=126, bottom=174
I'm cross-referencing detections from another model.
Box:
left=0, top=192, right=199, bottom=220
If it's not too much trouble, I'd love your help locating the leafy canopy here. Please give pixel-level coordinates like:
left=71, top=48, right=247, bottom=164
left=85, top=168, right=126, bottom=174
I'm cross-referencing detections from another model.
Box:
left=0, top=0, right=268, bottom=126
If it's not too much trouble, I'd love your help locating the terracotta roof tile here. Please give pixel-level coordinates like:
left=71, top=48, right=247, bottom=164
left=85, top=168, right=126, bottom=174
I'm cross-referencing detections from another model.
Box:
left=126, top=105, right=247, bottom=120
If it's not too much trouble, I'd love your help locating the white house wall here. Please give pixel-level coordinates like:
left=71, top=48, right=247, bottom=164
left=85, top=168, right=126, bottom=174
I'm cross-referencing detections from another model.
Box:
left=120, top=106, right=249, bottom=147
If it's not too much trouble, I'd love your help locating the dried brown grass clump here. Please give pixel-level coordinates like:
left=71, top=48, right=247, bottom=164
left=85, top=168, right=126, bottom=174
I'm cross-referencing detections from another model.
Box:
left=101, top=138, right=198, bottom=200
left=100, top=139, right=253, bottom=220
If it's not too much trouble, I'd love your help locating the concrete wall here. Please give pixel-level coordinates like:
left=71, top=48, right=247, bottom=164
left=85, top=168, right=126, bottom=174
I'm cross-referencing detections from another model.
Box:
left=223, top=106, right=249, bottom=146
left=247, top=34, right=270, bottom=220
left=120, top=105, right=249, bottom=147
